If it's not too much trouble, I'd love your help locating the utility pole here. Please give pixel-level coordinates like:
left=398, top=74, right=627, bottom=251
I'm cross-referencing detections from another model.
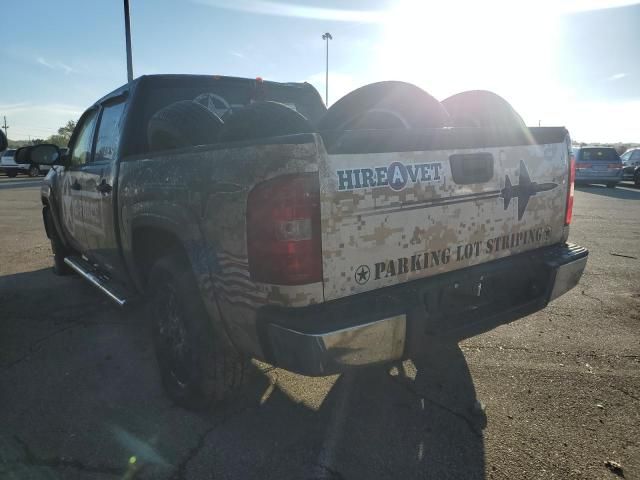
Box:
left=124, top=0, right=134, bottom=83
left=322, top=32, right=332, bottom=106
left=2, top=116, right=8, bottom=138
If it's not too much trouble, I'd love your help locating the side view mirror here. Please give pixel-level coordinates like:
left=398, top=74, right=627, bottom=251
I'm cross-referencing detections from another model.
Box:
left=0, top=129, right=7, bottom=151
left=15, top=144, right=62, bottom=166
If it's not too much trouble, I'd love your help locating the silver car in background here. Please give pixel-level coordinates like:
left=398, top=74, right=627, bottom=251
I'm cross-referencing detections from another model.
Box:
left=0, top=147, right=67, bottom=178
left=573, top=146, right=623, bottom=188
left=1, top=148, right=47, bottom=177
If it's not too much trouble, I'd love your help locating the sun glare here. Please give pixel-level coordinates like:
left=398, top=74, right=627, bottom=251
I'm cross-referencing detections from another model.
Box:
left=377, top=0, right=561, bottom=116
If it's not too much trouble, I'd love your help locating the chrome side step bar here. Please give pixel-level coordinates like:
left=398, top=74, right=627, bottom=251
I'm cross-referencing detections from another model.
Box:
left=64, top=256, right=131, bottom=307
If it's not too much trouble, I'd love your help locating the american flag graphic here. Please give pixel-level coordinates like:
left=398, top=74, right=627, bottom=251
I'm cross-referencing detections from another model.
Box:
left=212, top=251, right=267, bottom=308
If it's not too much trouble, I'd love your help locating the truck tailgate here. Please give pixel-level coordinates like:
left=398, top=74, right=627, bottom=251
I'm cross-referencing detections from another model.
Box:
left=318, top=131, right=569, bottom=301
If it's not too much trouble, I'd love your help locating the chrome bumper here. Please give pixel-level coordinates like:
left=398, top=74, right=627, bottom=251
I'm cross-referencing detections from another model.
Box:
left=549, top=255, right=588, bottom=302
left=262, top=243, right=587, bottom=376
left=267, top=315, right=406, bottom=376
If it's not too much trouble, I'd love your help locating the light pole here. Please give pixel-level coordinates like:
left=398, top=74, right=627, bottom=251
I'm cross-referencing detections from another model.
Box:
left=322, top=32, right=332, bottom=106
left=124, top=0, right=134, bottom=83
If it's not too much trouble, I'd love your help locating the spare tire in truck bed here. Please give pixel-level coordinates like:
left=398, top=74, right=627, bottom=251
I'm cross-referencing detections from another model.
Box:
left=218, top=101, right=314, bottom=143
left=316, top=81, right=450, bottom=131
left=147, top=100, right=224, bottom=152
left=441, top=90, right=527, bottom=131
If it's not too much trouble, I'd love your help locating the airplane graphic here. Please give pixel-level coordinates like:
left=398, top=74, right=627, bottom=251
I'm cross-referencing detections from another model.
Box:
left=501, top=160, right=558, bottom=220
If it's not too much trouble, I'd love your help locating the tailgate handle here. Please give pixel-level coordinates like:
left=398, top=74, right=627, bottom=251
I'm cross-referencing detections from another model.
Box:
left=449, top=153, right=494, bottom=184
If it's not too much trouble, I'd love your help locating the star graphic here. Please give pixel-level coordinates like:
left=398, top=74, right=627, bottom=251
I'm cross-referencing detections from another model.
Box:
left=355, top=265, right=370, bottom=284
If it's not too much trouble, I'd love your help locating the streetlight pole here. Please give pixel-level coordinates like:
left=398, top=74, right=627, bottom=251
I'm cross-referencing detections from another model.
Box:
left=124, top=0, right=134, bottom=83
left=322, top=32, right=332, bottom=106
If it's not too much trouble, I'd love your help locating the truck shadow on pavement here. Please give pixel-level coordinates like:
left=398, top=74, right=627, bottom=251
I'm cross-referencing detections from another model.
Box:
left=0, top=268, right=485, bottom=480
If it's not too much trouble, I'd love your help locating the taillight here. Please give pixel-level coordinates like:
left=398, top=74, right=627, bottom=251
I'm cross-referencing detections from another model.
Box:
left=247, top=173, right=322, bottom=285
left=566, top=153, right=575, bottom=225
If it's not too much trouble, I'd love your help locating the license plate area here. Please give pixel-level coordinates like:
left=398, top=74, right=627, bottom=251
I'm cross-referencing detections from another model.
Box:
left=420, top=263, right=549, bottom=335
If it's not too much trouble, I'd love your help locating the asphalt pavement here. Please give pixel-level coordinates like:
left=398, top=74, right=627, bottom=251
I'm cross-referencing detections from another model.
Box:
left=0, top=176, right=638, bottom=480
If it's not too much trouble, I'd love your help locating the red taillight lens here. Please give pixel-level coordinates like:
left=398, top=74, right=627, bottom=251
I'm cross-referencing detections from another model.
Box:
left=247, top=173, right=322, bottom=285
left=565, top=153, right=575, bottom=225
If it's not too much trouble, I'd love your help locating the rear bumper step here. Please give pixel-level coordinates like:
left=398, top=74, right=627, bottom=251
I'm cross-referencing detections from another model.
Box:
left=259, top=243, right=588, bottom=376
left=64, top=256, right=132, bottom=307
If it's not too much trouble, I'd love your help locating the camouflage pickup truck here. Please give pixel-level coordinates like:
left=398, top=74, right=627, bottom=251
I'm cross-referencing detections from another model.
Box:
left=18, top=75, right=588, bottom=410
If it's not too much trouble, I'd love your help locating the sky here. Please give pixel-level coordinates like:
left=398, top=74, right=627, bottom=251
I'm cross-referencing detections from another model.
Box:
left=1, top=0, right=639, bottom=143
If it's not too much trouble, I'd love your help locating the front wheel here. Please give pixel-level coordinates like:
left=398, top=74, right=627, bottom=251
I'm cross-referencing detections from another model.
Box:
left=634, top=171, right=640, bottom=187
left=7, top=170, right=17, bottom=178
left=147, top=255, right=245, bottom=410
left=45, top=209, right=73, bottom=275
left=28, top=165, right=40, bottom=177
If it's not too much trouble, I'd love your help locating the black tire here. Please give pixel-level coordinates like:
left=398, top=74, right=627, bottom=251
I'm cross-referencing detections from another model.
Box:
left=147, top=100, right=224, bottom=152
left=606, top=182, right=617, bottom=188
left=28, top=164, right=40, bottom=177
left=7, top=170, right=17, bottom=178
left=218, top=101, right=313, bottom=143
left=316, top=81, right=449, bottom=131
left=44, top=209, right=73, bottom=275
left=147, top=255, right=245, bottom=410
left=441, top=90, right=527, bottom=132
left=634, top=171, right=640, bottom=187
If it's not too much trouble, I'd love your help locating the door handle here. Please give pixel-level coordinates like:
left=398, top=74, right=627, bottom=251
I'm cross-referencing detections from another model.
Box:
left=71, top=180, right=82, bottom=191
left=96, top=180, right=113, bottom=195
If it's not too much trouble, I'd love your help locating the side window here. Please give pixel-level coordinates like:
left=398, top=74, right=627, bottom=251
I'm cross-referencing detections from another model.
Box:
left=70, top=110, right=98, bottom=166
left=94, top=101, right=126, bottom=163
left=620, top=151, right=631, bottom=163
left=631, top=151, right=640, bottom=164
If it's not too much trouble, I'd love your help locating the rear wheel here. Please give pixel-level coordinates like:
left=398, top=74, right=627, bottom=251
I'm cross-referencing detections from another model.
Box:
left=7, top=170, right=17, bottom=178
left=441, top=90, right=527, bottom=132
left=634, top=171, right=640, bottom=187
left=44, top=209, right=73, bottom=275
left=316, top=81, right=449, bottom=131
left=28, top=165, right=40, bottom=177
left=606, top=182, right=617, bottom=188
left=147, top=255, right=245, bottom=410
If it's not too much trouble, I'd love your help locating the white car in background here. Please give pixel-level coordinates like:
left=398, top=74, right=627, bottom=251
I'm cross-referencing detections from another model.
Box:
left=1, top=148, right=66, bottom=177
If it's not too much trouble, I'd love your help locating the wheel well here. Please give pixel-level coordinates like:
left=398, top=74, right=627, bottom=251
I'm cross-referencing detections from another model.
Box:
left=42, top=203, right=52, bottom=239
left=132, top=227, right=189, bottom=287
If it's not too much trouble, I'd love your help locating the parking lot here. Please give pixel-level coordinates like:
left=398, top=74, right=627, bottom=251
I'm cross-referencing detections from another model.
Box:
left=0, top=176, right=638, bottom=480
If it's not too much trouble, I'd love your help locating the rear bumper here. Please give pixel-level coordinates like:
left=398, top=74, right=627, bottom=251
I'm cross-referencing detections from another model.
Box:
left=259, top=243, right=588, bottom=376
left=576, top=171, right=622, bottom=183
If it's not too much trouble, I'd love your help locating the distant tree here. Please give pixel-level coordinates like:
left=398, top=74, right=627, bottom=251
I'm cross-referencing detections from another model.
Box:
left=57, top=120, right=77, bottom=142
left=7, top=139, right=31, bottom=149
left=31, top=138, right=45, bottom=145
left=614, top=144, right=629, bottom=155
left=46, top=134, right=69, bottom=148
